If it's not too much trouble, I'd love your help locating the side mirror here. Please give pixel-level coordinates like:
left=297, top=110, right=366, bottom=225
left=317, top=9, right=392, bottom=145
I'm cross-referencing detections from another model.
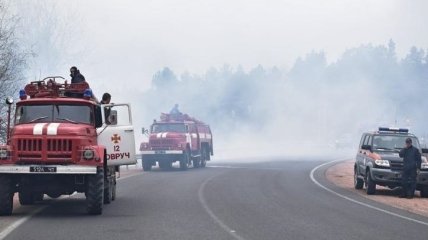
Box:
left=422, top=149, right=428, bottom=154
left=361, top=145, right=372, bottom=151
left=5, top=97, right=13, bottom=105
left=108, top=110, right=118, bottom=125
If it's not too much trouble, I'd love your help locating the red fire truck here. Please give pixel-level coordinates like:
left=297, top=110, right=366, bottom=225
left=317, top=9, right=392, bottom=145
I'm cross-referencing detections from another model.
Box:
left=0, top=77, right=136, bottom=215
left=140, top=113, right=213, bottom=171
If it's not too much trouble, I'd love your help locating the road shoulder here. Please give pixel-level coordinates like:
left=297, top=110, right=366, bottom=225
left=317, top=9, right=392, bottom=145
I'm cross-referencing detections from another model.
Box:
left=326, top=160, right=428, bottom=218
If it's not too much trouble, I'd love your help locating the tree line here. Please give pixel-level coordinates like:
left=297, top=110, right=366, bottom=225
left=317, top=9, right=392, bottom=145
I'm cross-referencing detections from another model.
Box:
left=142, top=40, right=428, bottom=143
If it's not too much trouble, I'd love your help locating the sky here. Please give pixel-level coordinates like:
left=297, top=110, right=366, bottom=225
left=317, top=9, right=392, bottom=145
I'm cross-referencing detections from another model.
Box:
left=11, top=0, right=428, bottom=100
left=61, top=0, right=428, bottom=95
left=6, top=0, right=428, bottom=154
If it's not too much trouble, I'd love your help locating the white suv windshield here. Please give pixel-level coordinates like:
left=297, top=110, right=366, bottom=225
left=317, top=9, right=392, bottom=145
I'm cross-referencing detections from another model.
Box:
left=373, top=135, right=420, bottom=151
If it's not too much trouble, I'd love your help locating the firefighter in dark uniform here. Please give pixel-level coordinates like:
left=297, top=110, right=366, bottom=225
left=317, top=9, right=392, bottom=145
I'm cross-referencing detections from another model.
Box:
left=70, top=66, right=86, bottom=83
left=399, top=138, right=422, bottom=198
left=100, top=93, right=112, bottom=124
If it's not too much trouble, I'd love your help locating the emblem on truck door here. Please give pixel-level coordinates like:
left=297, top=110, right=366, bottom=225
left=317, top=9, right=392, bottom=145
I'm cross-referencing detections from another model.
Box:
left=111, top=134, right=121, bottom=144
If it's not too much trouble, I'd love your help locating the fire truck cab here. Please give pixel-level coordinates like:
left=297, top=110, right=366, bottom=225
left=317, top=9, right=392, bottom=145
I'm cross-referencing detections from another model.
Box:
left=140, top=113, right=213, bottom=171
left=0, top=77, right=136, bottom=215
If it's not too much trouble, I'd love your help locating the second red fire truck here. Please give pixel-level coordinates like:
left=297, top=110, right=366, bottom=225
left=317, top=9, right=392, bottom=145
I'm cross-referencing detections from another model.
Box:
left=140, top=113, right=213, bottom=171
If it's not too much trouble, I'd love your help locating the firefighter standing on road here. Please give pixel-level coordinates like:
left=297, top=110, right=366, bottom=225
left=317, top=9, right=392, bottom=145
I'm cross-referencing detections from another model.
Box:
left=399, top=138, right=422, bottom=198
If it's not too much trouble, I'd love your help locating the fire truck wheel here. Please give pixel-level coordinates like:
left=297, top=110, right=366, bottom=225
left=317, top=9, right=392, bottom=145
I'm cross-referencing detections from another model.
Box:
left=193, top=159, right=200, bottom=168
left=200, top=147, right=207, bottom=168
left=19, top=191, right=35, bottom=205
left=111, top=178, right=117, bottom=201
left=86, top=168, right=104, bottom=215
left=0, top=175, right=13, bottom=216
left=104, top=178, right=112, bottom=204
left=180, top=151, right=190, bottom=171
left=143, top=160, right=152, bottom=171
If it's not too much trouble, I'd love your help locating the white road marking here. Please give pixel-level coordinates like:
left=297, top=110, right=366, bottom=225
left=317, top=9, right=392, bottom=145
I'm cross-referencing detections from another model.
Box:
left=198, top=172, right=246, bottom=240
left=0, top=206, right=47, bottom=240
left=47, top=123, right=60, bottom=136
left=33, top=123, right=46, bottom=135
left=0, top=192, right=79, bottom=240
left=310, top=159, right=428, bottom=227
left=208, top=165, right=279, bottom=171
left=0, top=171, right=142, bottom=239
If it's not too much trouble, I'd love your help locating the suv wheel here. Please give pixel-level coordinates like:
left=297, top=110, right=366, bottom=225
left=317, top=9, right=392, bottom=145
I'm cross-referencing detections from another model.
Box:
left=354, top=167, right=364, bottom=189
left=420, top=186, right=428, bottom=198
left=365, top=170, right=376, bottom=195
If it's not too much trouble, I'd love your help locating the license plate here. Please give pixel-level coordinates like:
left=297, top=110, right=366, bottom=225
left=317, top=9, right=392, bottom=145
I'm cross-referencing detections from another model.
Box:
left=155, top=150, right=166, bottom=154
left=30, top=166, right=57, bottom=173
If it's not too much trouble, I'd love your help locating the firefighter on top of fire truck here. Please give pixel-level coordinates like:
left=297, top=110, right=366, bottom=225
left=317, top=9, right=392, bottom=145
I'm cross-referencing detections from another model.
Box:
left=70, top=66, right=86, bottom=84
left=170, top=104, right=181, bottom=115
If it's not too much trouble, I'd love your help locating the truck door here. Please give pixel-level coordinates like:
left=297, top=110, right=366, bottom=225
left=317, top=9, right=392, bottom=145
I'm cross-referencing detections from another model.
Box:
left=188, top=124, right=199, bottom=153
left=97, top=103, right=136, bottom=166
left=356, top=134, right=367, bottom=175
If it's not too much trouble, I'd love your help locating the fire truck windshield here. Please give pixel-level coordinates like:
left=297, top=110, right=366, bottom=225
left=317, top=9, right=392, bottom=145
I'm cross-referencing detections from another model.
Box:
left=15, top=104, right=93, bottom=125
left=152, top=123, right=187, bottom=133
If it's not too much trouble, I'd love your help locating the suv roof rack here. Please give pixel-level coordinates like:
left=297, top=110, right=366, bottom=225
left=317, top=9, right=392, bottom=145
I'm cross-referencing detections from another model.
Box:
left=378, top=127, right=409, bottom=133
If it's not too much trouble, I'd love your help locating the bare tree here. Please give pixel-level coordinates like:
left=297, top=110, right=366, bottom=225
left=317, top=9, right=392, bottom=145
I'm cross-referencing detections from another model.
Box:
left=13, top=0, right=85, bottom=80
left=0, top=1, right=27, bottom=144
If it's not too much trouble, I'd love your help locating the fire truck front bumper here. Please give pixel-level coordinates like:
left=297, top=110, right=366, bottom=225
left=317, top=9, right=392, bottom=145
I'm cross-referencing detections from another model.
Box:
left=0, top=165, right=97, bottom=174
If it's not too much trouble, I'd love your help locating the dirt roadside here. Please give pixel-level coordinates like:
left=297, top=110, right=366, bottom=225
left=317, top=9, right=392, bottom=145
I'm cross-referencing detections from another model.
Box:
left=326, top=160, right=428, bottom=218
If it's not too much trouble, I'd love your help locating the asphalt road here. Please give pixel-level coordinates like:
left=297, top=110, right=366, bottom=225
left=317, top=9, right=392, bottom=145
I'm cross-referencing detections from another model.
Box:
left=2, top=158, right=428, bottom=240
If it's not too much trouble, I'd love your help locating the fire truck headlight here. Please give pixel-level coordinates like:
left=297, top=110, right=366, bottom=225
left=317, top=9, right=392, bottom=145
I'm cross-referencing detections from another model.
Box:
left=83, top=149, right=94, bottom=160
left=375, top=159, right=390, bottom=167
left=0, top=149, right=8, bottom=160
